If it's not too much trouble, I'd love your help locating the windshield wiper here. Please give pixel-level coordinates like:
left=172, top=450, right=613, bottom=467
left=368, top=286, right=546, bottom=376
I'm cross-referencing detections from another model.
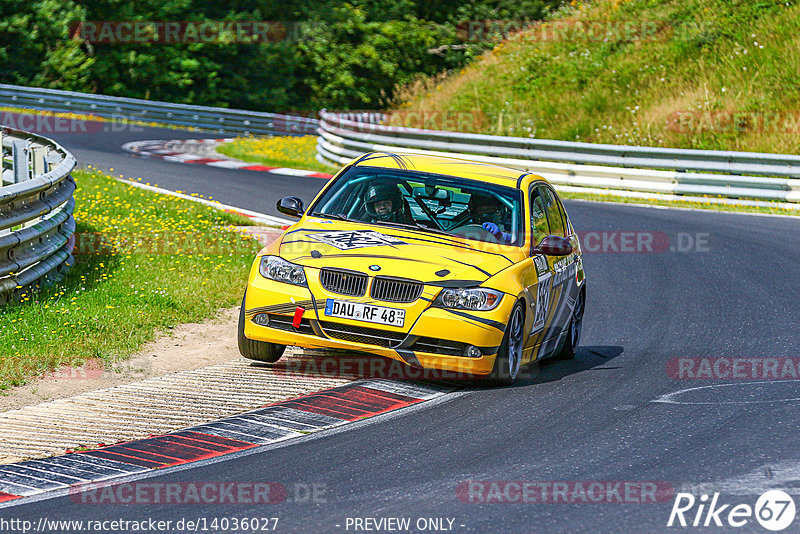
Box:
left=310, top=212, right=358, bottom=223
left=312, top=213, right=459, bottom=238
left=373, top=220, right=460, bottom=238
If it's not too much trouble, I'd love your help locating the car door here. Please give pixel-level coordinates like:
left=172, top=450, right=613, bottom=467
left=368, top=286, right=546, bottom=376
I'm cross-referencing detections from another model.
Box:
left=522, top=184, right=556, bottom=356
left=539, top=185, right=579, bottom=341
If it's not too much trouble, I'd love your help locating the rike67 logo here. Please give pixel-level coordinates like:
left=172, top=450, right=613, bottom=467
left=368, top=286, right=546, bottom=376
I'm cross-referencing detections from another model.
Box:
left=668, top=490, right=796, bottom=531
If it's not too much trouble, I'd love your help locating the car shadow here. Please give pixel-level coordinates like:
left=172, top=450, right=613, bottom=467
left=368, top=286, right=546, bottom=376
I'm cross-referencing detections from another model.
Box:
left=247, top=345, right=624, bottom=390
left=506, top=345, right=625, bottom=388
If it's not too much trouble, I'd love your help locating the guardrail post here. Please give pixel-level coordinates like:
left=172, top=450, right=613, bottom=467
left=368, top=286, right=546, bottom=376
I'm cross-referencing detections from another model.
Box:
left=0, top=130, right=6, bottom=187
left=45, top=149, right=61, bottom=169
left=12, top=139, right=30, bottom=183
left=31, top=145, right=48, bottom=176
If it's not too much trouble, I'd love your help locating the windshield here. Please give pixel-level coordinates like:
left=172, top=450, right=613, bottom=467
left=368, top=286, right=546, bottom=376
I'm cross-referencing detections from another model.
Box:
left=308, top=166, right=524, bottom=246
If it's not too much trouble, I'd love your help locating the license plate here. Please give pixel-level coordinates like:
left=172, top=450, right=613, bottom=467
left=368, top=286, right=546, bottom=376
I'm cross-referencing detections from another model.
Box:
left=324, top=299, right=405, bottom=327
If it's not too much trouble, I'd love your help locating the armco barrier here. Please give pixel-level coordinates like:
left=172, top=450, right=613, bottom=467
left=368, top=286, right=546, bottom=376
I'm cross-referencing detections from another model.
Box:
left=316, top=111, right=800, bottom=205
left=0, top=128, right=76, bottom=305
left=0, top=83, right=318, bottom=136
left=4, top=85, right=797, bottom=205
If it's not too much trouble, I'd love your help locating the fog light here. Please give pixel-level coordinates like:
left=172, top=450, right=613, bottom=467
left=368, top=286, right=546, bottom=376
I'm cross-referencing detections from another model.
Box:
left=464, top=345, right=482, bottom=358
left=253, top=313, right=270, bottom=326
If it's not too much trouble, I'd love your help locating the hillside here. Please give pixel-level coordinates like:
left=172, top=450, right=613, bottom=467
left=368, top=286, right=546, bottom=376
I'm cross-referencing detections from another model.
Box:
left=392, top=0, right=800, bottom=154
left=0, top=0, right=560, bottom=113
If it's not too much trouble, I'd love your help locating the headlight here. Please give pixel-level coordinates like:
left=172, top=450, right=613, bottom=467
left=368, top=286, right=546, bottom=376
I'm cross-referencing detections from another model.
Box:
left=259, top=256, right=307, bottom=286
left=433, top=287, right=503, bottom=311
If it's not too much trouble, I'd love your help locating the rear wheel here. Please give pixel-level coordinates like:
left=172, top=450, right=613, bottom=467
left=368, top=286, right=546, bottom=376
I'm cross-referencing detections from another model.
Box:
left=238, top=294, right=286, bottom=363
left=487, top=301, right=524, bottom=385
left=555, top=287, right=585, bottom=360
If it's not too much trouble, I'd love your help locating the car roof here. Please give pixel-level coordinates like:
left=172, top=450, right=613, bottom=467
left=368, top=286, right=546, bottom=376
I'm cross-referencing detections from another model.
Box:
left=351, top=152, right=547, bottom=189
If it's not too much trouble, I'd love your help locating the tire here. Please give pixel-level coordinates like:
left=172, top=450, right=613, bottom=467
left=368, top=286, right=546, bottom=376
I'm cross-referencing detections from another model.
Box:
left=238, top=294, right=286, bottom=363
left=487, top=300, right=525, bottom=385
left=555, top=286, right=585, bottom=360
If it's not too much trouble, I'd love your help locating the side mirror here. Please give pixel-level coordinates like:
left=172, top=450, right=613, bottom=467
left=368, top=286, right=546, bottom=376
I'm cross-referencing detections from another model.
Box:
left=533, top=235, right=573, bottom=256
left=276, top=196, right=304, bottom=218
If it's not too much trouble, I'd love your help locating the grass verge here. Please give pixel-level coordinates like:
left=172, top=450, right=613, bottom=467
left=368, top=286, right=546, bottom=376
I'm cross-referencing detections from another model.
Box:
left=558, top=190, right=800, bottom=217
left=393, top=0, right=800, bottom=154
left=216, top=135, right=337, bottom=174
left=0, top=169, right=263, bottom=392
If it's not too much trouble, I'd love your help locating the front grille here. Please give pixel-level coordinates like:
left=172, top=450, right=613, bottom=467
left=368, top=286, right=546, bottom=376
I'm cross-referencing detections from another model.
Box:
left=265, top=314, right=316, bottom=336
left=413, top=336, right=470, bottom=357
left=319, top=268, right=367, bottom=297
left=370, top=276, right=423, bottom=303
left=319, top=320, right=407, bottom=348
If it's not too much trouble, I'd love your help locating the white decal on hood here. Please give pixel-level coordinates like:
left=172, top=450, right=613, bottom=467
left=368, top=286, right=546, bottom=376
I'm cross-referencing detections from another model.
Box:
left=308, top=230, right=407, bottom=250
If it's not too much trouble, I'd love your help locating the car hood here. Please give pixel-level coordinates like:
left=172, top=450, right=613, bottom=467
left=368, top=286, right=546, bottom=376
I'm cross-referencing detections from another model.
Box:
left=276, top=220, right=526, bottom=285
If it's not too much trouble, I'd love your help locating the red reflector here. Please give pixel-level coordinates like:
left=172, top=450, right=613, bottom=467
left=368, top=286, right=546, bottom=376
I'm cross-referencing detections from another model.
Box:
left=292, top=307, right=305, bottom=328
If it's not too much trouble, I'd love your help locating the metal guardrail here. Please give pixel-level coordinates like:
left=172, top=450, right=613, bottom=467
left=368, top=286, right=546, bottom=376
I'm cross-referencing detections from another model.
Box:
left=0, top=83, right=319, bottom=136
left=0, top=128, right=76, bottom=305
left=317, top=111, right=800, bottom=205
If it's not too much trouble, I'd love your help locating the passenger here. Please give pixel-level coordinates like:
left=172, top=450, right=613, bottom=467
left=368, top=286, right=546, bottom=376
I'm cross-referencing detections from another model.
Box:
left=466, top=192, right=513, bottom=244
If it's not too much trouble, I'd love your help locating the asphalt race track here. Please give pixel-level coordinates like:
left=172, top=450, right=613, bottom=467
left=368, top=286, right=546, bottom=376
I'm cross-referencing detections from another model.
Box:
left=5, top=123, right=800, bottom=532
left=27, top=116, right=330, bottom=218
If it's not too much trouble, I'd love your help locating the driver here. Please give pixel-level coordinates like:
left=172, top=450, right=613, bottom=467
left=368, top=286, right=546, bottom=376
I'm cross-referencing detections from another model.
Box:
left=467, top=192, right=513, bottom=244
left=364, top=182, right=414, bottom=224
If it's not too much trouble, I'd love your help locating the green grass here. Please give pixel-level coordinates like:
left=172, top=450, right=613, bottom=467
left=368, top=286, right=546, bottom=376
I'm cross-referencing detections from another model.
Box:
left=216, top=136, right=337, bottom=174
left=394, top=0, right=800, bottom=154
left=0, top=169, right=263, bottom=392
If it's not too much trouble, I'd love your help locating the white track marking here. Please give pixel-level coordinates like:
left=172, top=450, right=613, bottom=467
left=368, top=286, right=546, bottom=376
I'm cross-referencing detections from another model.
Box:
left=116, top=178, right=292, bottom=226
left=653, top=381, right=800, bottom=405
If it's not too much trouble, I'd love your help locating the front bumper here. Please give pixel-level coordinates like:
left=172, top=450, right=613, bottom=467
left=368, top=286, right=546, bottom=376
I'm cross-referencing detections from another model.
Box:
left=243, top=271, right=512, bottom=376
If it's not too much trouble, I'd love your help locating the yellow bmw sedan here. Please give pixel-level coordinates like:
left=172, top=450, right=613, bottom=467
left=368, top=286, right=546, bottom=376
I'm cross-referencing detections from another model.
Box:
left=238, top=152, right=586, bottom=384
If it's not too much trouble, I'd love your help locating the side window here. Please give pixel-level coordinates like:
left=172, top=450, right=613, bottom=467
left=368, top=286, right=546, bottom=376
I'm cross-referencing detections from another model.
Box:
left=541, top=186, right=566, bottom=238
left=529, top=186, right=550, bottom=248
left=555, top=194, right=571, bottom=236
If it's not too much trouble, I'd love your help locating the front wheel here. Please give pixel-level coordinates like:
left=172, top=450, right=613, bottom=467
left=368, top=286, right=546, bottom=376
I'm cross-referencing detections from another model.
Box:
left=238, top=294, right=286, bottom=363
left=487, top=300, right=524, bottom=385
left=555, top=287, right=585, bottom=360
